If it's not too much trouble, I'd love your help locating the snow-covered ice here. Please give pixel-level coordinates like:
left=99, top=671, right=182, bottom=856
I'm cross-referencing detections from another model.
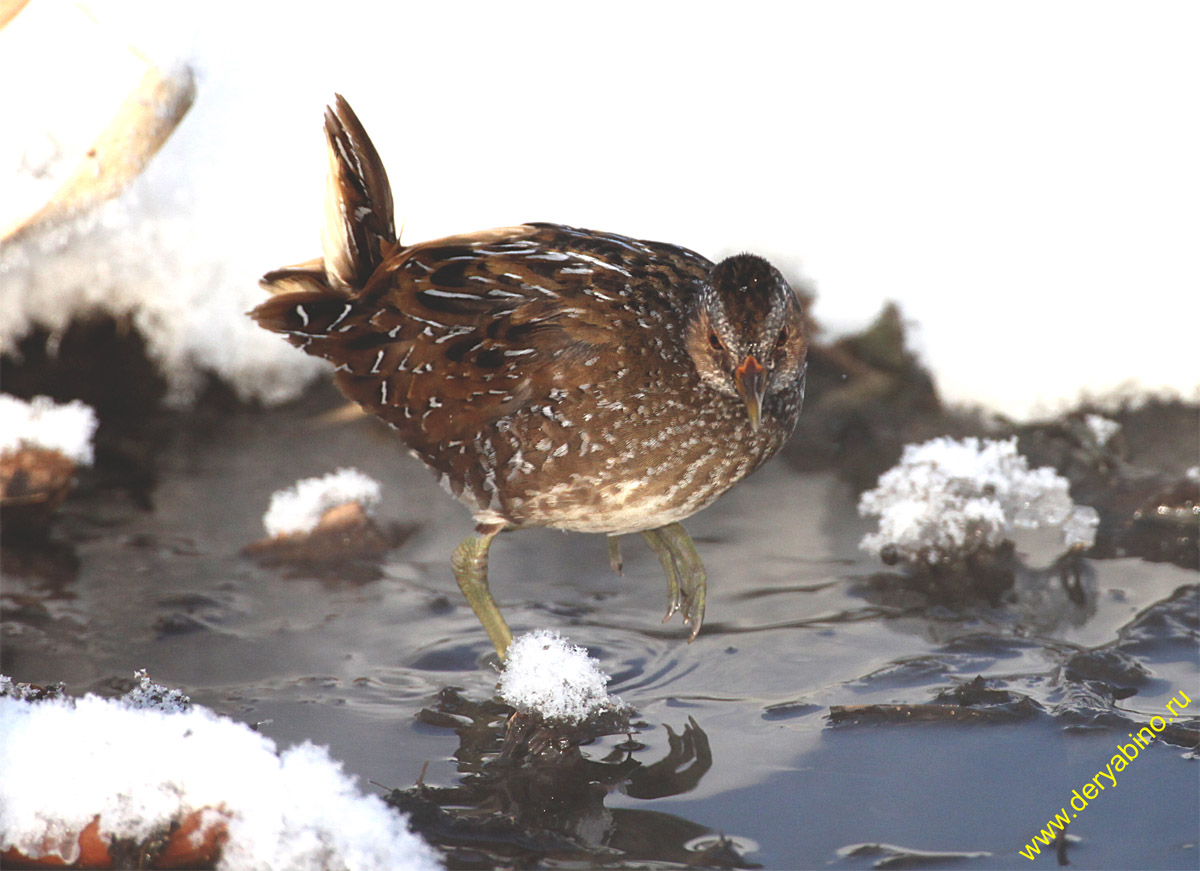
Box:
left=262, top=468, right=382, bottom=538
left=498, top=630, right=621, bottom=724
left=0, top=684, right=440, bottom=871
left=858, top=436, right=1099, bottom=566
left=0, top=394, right=98, bottom=465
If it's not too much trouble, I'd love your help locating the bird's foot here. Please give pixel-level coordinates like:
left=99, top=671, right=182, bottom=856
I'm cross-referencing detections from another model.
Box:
left=451, top=524, right=512, bottom=659
left=641, top=523, right=707, bottom=641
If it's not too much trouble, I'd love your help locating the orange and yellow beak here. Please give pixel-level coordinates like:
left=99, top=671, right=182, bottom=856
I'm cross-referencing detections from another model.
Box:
left=734, top=354, right=766, bottom=431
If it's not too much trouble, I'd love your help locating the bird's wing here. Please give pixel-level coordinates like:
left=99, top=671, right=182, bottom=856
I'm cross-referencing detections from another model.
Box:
left=253, top=223, right=682, bottom=453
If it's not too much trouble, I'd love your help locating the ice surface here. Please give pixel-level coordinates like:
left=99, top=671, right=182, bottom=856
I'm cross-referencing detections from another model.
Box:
left=498, top=630, right=620, bottom=724
left=263, top=468, right=382, bottom=537
left=858, top=437, right=1098, bottom=565
left=0, top=394, right=98, bottom=465
left=0, top=687, right=440, bottom=870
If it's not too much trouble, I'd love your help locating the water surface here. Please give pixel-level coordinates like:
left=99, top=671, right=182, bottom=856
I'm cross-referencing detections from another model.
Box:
left=3, top=386, right=1196, bottom=869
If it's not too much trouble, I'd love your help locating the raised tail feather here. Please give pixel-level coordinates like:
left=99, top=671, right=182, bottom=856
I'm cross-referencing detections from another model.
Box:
left=321, top=94, right=396, bottom=290
left=252, top=95, right=397, bottom=348
left=256, top=94, right=396, bottom=305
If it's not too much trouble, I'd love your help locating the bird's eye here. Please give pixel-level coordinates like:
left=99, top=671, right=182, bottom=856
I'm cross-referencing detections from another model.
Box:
left=776, top=326, right=789, bottom=347
left=708, top=331, right=724, bottom=352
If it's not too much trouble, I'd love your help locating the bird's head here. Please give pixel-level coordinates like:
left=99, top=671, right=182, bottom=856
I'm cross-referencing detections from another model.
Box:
left=685, top=253, right=807, bottom=430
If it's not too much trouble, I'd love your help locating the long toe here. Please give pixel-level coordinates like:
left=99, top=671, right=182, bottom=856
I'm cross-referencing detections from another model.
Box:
left=645, top=523, right=707, bottom=638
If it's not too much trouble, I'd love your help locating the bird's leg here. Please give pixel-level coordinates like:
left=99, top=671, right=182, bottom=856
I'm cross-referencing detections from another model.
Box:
left=641, top=523, right=707, bottom=641
left=607, top=534, right=624, bottom=575
left=450, top=523, right=512, bottom=659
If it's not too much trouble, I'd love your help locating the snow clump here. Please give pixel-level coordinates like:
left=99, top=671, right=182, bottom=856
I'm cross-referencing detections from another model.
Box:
left=262, top=468, right=382, bottom=538
left=0, top=394, right=98, bottom=465
left=858, top=436, right=1099, bottom=566
left=498, top=630, right=620, bottom=724
left=1083, top=413, right=1121, bottom=447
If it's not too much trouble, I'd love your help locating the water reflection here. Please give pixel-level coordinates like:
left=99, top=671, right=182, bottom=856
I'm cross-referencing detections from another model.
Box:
left=847, top=555, right=1098, bottom=645
left=388, top=687, right=760, bottom=869
left=241, top=510, right=417, bottom=586
left=0, top=537, right=79, bottom=599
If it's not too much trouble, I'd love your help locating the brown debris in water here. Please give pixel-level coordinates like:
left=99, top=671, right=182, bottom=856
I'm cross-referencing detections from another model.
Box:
left=1018, top=403, right=1199, bottom=571
left=1, top=447, right=78, bottom=537
left=0, top=675, right=66, bottom=702
left=0, top=808, right=229, bottom=870
left=241, top=501, right=414, bottom=581
left=829, top=697, right=1041, bottom=727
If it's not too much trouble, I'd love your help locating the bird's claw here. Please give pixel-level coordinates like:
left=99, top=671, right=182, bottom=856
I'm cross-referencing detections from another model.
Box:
left=641, top=523, right=707, bottom=642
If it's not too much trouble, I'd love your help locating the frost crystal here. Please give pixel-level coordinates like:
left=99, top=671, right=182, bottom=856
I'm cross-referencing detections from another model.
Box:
left=122, top=669, right=191, bottom=713
left=262, top=468, right=382, bottom=537
left=858, top=437, right=1097, bottom=565
left=498, top=630, right=619, bottom=724
left=0, top=676, right=64, bottom=702
left=0, top=394, right=98, bottom=465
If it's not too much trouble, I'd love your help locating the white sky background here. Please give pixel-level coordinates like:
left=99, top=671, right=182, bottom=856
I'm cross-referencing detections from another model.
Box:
left=5, top=1, right=1198, bottom=419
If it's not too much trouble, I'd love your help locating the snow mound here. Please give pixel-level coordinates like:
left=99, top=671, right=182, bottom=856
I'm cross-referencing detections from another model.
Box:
left=0, top=688, right=439, bottom=870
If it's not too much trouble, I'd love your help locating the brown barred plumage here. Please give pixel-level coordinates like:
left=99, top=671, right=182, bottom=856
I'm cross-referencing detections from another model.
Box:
left=251, top=96, right=808, bottom=655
